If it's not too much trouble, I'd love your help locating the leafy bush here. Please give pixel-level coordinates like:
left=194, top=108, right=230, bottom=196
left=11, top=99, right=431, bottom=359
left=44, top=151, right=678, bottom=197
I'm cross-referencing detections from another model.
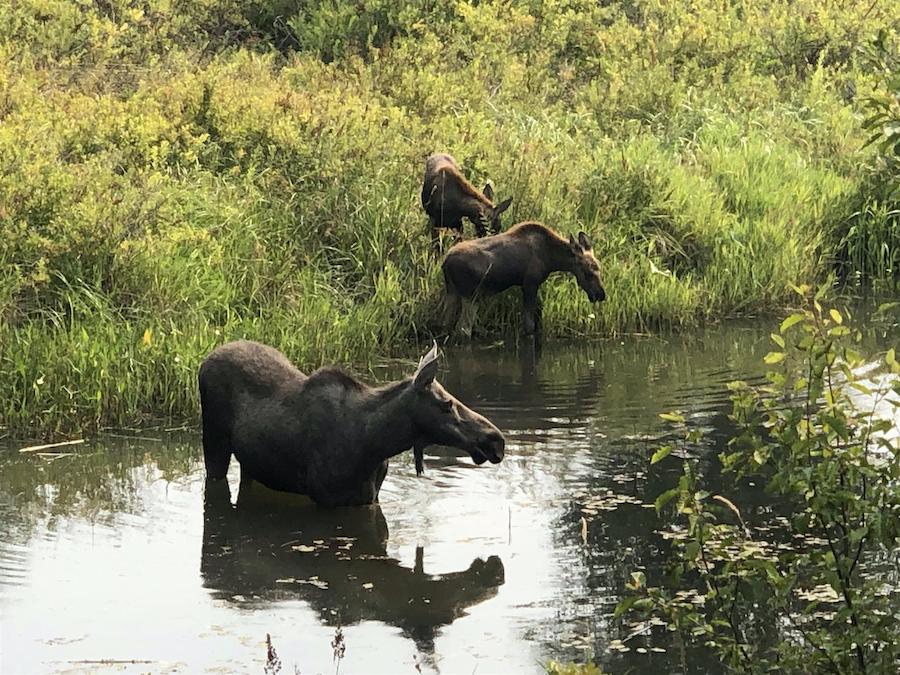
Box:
left=623, top=291, right=900, bottom=673
left=1, top=1, right=899, bottom=436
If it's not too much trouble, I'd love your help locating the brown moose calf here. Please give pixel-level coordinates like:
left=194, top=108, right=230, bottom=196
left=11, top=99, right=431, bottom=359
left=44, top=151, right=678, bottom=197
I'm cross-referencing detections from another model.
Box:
left=421, top=153, right=512, bottom=248
left=441, top=222, right=606, bottom=336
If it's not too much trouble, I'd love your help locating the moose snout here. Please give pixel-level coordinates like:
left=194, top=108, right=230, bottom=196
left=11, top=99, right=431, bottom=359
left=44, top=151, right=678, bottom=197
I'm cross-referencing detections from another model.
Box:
left=480, top=429, right=505, bottom=463
left=594, top=287, right=606, bottom=302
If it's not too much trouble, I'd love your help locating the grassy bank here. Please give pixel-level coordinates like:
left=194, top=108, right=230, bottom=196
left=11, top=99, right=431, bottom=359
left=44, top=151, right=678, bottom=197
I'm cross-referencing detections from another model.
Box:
left=1, top=0, right=899, bottom=438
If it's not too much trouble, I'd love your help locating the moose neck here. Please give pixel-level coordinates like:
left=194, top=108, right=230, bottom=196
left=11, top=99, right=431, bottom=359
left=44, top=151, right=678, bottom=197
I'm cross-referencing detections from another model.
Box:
left=362, top=380, right=419, bottom=465
left=462, top=193, right=492, bottom=220
left=544, top=233, right=578, bottom=275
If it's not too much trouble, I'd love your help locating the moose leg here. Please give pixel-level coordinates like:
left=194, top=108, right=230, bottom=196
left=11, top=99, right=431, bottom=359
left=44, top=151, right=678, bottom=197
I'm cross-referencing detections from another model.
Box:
left=374, top=459, right=389, bottom=495
left=429, top=218, right=441, bottom=254
left=459, top=300, right=477, bottom=338
left=441, top=287, right=463, bottom=334
left=522, top=285, right=541, bottom=336
left=450, top=219, right=465, bottom=243
left=200, top=401, right=232, bottom=480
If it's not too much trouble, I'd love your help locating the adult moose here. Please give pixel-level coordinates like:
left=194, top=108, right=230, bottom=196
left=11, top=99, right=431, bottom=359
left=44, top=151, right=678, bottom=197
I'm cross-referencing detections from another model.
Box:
left=421, top=153, right=512, bottom=248
left=198, top=341, right=505, bottom=506
left=441, top=222, right=606, bottom=336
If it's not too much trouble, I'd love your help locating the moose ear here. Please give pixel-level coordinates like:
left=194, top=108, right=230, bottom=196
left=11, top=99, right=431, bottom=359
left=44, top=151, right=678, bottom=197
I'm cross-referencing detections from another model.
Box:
left=568, top=233, right=580, bottom=250
left=578, top=231, right=593, bottom=250
left=482, top=182, right=495, bottom=201
left=494, top=197, right=512, bottom=215
left=413, top=341, right=439, bottom=389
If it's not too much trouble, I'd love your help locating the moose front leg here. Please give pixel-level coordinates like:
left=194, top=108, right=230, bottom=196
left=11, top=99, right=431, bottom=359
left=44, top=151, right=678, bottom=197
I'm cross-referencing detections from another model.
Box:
left=474, top=215, right=488, bottom=238
left=429, top=217, right=441, bottom=253
left=522, top=285, right=542, bottom=335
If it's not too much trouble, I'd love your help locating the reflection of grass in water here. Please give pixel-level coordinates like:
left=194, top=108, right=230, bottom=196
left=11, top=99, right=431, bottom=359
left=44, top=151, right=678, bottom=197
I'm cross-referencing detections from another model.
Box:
left=0, top=436, right=199, bottom=527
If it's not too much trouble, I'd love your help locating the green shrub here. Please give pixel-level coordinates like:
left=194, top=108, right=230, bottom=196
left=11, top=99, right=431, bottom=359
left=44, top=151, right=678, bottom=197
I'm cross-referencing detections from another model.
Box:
left=1, top=1, right=898, bottom=436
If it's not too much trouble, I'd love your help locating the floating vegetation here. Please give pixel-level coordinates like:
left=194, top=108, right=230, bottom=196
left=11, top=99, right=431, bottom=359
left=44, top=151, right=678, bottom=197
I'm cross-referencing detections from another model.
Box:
left=794, top=584, right=841, bottom=604
left=576, top=489, right=648, bottom=519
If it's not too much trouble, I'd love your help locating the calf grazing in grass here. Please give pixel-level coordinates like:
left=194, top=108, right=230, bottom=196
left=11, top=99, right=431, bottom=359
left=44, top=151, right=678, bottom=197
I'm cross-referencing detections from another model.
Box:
left=441, top=222, right=606, bottom=336
left=198, top=340, right=505, bottom=507
left=421, top=153, right=512, bottom=248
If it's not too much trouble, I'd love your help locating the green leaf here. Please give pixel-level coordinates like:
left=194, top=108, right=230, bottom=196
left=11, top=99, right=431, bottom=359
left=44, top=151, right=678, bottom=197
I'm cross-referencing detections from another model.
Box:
left=888, top=348, right=896, bottom=367
left=829, top=308, right=842, bottom=324
left=764, top=351, right=785, bottom=364
left=780, top=313, right=805, bottom=332
left=849, top=382, right=874, bottom=396
left=651, top=445, right=672, bottom=464
left=823, top=415, right=849, bottom=440
left=614, top=595, right=639, bottom=617
left=770, top=333, right=785, bottom=348
left=659, top=412, right=685, bottom=424
left=684, top=541, right=700, bottom=561
left=655, top=488, right=679, bottom=513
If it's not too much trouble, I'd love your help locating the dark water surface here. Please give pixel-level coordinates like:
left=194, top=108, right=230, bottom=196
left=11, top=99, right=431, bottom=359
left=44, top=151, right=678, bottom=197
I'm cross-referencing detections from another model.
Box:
left=2, top=315, right=898, bottom=674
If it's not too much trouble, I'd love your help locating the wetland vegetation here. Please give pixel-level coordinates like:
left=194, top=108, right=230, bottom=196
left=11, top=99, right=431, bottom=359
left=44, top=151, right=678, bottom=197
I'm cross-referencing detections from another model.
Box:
left=1, top=0, right=899, bottom=437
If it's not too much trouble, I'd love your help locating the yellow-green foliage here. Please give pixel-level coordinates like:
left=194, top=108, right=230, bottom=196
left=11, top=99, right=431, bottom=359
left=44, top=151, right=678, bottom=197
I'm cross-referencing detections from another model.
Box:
left=1, top=1, right=898, bottom=437
left=546, top=661, right=603, bottom=675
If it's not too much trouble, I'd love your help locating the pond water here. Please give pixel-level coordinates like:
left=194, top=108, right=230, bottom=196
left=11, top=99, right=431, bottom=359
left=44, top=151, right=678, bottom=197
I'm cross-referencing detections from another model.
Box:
left=2, top=311, right=898, bottom=674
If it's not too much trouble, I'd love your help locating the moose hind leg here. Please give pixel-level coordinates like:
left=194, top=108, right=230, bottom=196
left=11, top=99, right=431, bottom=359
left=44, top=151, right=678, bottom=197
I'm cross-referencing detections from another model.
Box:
left=201, top=410, right=232, bottom=480
left=441, top=288, right=463, bottom=335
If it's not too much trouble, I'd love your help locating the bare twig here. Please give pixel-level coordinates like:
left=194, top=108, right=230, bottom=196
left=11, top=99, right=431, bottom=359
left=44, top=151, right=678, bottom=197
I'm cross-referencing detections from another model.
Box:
left=19, top=439, right=85, bottom=453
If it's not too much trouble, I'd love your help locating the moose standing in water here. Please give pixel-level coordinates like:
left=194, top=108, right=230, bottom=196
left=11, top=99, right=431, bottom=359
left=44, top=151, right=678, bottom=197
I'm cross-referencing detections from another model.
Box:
left=198, top=340, right=505, bottom=507
left=441, top=222, right=606, bottom=336
left=421, top=153, right=512, bottom=248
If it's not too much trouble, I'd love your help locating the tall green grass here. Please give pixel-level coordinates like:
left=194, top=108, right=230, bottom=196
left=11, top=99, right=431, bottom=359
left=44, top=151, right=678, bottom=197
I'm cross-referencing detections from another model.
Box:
left=1, top=0, right=898, bottom=438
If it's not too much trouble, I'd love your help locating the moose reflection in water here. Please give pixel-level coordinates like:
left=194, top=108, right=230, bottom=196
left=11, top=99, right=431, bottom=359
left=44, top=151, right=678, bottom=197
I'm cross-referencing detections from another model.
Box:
left=441, top=222, right=606, bottom=336
left=199, top=341, right=505, bottom=506
left=201, top=480, right=505, bottom=652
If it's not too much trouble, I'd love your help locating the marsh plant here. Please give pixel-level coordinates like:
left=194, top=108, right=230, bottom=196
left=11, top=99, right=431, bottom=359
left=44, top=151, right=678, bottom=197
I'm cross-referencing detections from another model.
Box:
left=264, top=633, right=282, bottom=675
left=622, top=290, right=900, bottom=672
left=2, top=1, right=899, bottom=437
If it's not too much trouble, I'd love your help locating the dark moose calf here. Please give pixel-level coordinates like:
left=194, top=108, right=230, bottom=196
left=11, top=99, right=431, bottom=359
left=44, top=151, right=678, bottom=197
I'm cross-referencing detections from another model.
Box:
left=442, top=221, right=607, bottom=335
left=199, top=340, right=505, bottom=506
left=421, top=153, right=512, bottom=247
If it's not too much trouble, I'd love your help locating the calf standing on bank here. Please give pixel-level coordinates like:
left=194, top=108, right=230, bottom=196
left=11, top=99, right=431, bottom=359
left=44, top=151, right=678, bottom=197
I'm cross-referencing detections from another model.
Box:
left=421, top=153, right=512, bottom=248
left=198, top=341, right=505, bottom=507
left=441, top=222, right=606, bottom=335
